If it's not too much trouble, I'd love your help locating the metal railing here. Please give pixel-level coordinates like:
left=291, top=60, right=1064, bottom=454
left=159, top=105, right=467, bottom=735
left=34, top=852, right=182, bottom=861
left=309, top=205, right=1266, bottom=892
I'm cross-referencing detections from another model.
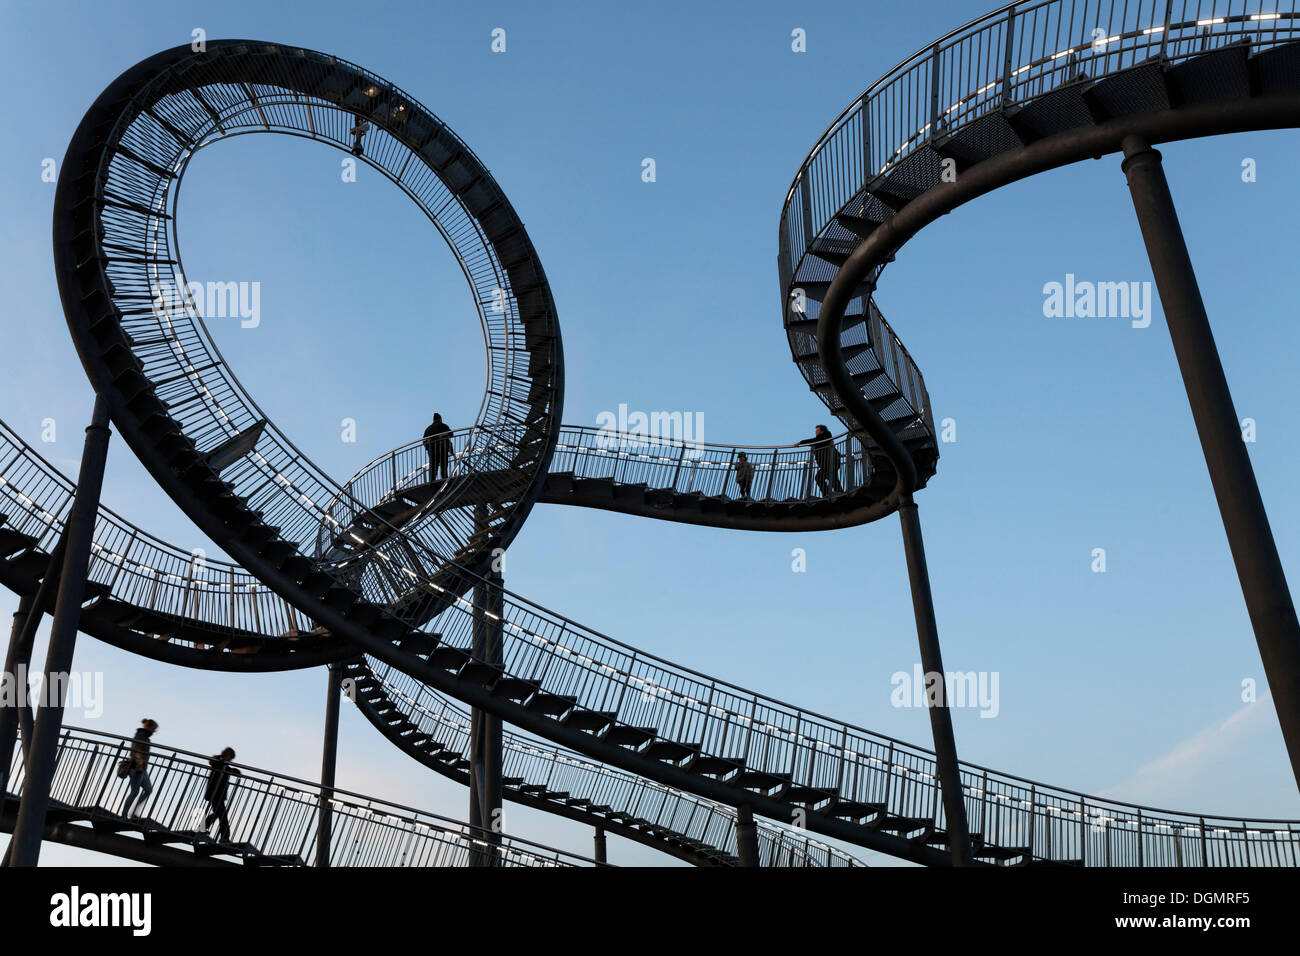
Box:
left=363, top=662, right=865, bottom=866
left=0, top=421, right=313, bottom=644
left=550, top=425, right=872, bottom=503
left=781, top=0, right=1300, bottom=284
left=0, top=422, right=861, bottom=865
left=779, top=1, right=1298, bottom=461
left=2, top=726, right=597, bottom=867
left=312, top=422, right=531, bottom=562
left=326, top=425, right=876, bottom=537
left=373, top=536, right=1300, bottom=865
left=83, top=41, right=559, bottom=603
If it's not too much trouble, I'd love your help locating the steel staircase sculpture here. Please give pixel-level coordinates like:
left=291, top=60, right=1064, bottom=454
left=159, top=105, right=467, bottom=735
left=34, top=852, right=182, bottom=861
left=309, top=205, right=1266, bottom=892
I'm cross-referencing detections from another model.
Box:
left=0, top=422, right=860, bottom=866
left=17, top=1, right=1299, bottom=867
left=345, top=661, right=862, bottom=866
left=1, top=726, right=597, bottom=867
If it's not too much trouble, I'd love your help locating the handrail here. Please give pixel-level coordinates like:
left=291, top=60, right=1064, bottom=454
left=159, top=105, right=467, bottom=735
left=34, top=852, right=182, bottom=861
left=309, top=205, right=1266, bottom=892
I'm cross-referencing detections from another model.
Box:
left=7, top=407, right=1297, bottom=833
left=361, top=663, right=866, bottom=867
left=3, top=725, right=600, bottom=867
left=782, top=0, right=1300, bottom=270
left=0, top=423, right=863, bottom=865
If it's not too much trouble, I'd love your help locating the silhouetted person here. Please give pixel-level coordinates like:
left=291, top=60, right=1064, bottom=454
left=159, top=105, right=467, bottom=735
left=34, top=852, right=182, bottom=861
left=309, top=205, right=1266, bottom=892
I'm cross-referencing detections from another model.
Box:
left=204, top=747, right=242, bottom=843
left=734, top=452, right=754, bottom=499
left=349, top=117, right=370, bottom=156
left=797, top=424, right=842, bottom=496
left=122, top=718, right=158, bottom=819
left=423, top=413, right=452, bottom=482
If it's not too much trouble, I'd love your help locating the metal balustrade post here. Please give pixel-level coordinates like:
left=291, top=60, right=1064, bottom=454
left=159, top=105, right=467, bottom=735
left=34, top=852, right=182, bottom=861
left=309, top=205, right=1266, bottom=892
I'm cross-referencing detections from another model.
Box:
left=860, top=104, right=872, bottom=192
left=8, top=395, right=111, bottom=867
left=1028, top=784, right=1036, bottom=860
left=1000, top=6, right=1018, bottom=106
left=316, top=661, right=342, bottom=867
left=1122, top=136, right=1300, bottom=794
left=670, top=443, right=686, bottom=490
left=736, top=803, right=759, bottom=867
left=882, top=741, right=895, bottom=813
left=898, top=495, right=972, bottom=866
left=929, top=44, right=942, bottom=135
left=1080, top=795, right=1086, bottom=866
left=800, top=176, right=814, bottom=249
left=69, top=745, right=97, bottom=808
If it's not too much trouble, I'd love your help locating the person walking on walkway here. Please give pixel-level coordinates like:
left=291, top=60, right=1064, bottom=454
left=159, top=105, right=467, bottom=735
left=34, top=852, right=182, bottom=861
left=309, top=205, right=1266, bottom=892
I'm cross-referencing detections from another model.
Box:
left=423, top=413, right=452, bottom=482
left=122, top=718, right=158, bottom=819
left=203, top=747, right=242, bottom=843
left=734, top=451, right=754, bottom=499
left=797, top=425, right=842, bottom=497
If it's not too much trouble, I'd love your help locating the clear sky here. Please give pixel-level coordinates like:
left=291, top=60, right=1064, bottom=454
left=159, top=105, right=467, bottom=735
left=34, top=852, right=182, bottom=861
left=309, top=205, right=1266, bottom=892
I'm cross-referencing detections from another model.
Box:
left=1, top=0, right=1298, bottom=867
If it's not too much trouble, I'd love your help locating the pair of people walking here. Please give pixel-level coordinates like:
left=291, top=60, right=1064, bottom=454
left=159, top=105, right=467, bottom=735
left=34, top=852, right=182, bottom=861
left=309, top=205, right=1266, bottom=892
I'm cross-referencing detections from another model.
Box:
left=118, top=718, right=241, bottom=843
left=732, top=425, right=844, bottom=500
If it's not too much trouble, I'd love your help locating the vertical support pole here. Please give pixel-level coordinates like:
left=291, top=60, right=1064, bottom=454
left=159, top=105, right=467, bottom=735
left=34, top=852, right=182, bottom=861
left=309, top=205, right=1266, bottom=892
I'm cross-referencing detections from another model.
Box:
left=316, top=661, right=342, bottom=867
left=593, top=825, right=607, bottom=864
left=0, top=593, right=36, bottom=797
left=484, top=562, right=503, bottom=856
left=8, top=395, right=111, bottom=867
left=1122, top=137, right=1300, bottom=793
left=735, top=804, right=759, bottom=867
left=898, top=495, right=973, bottom=866
left=469, top=504, right=503, bottom=867
left=1, top=534, right=69, bottom=783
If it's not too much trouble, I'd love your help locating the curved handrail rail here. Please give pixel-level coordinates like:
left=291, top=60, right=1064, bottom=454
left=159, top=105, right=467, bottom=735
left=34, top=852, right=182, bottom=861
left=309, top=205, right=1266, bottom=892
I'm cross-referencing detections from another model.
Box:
left=777, top=1, right=1299, bottom=483
left=360, top=662, right=865, bottom=867
left=3, top=725, right=599, bottom=866
left=0, top=421, right=317, bottom=641
left=782, top=0, right=1300, bottom=277
left=330, top=425, right=875, bottom=521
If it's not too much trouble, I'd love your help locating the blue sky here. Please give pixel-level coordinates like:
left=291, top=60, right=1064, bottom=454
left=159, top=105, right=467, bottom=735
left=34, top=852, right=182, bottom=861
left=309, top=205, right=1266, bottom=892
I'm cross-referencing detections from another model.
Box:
left=1, top=0, right=1298, bottom=866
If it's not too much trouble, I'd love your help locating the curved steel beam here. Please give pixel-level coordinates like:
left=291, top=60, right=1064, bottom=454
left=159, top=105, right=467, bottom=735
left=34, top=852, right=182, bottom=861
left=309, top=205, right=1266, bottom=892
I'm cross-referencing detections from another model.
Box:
left=817, top=93, right=1300, bottom=507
